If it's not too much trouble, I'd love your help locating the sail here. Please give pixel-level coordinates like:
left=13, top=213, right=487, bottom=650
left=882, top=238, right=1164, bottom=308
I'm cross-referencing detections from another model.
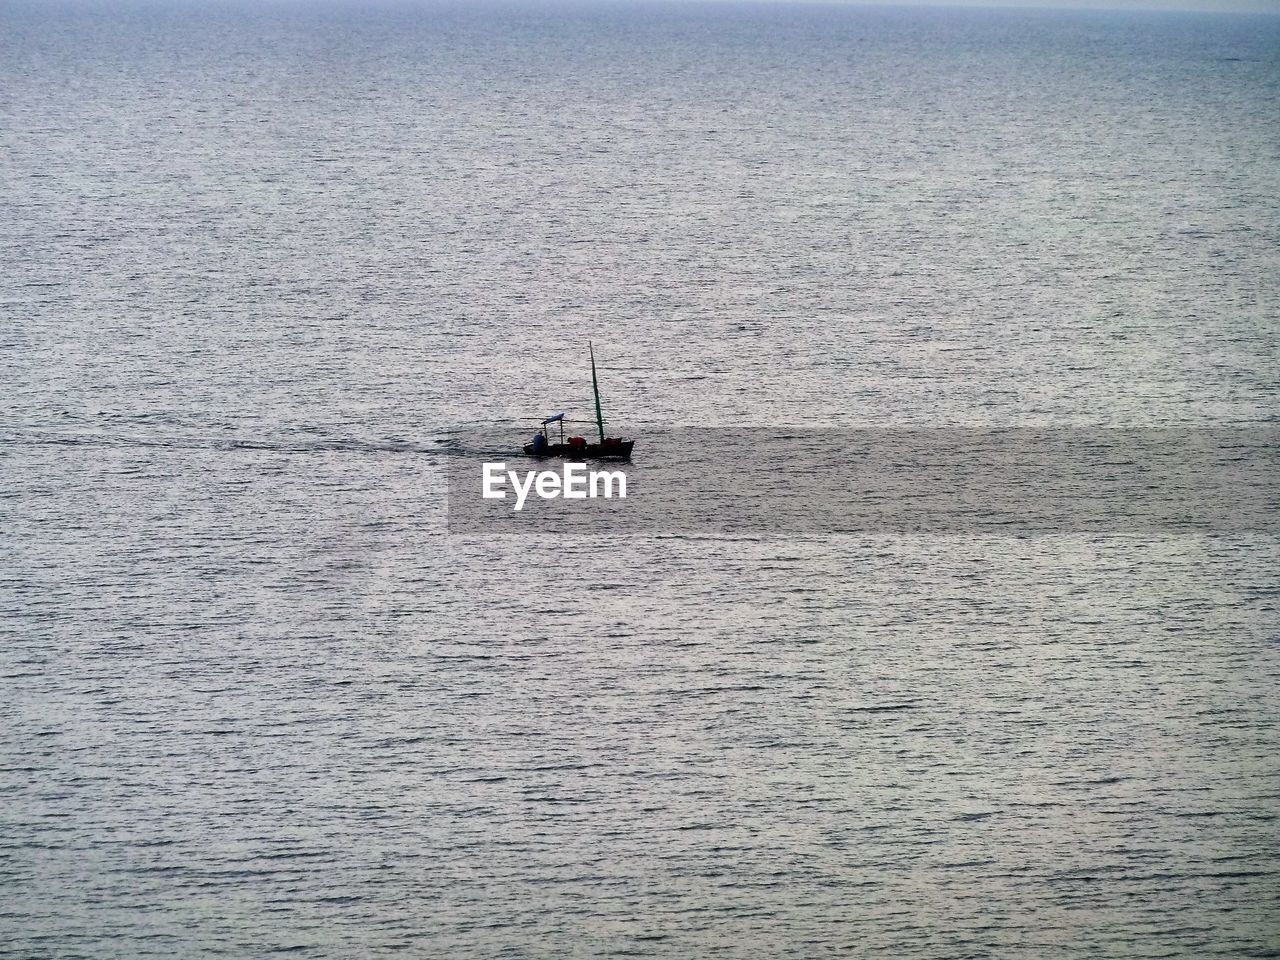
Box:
left=590, top=342, right=605, bottom=444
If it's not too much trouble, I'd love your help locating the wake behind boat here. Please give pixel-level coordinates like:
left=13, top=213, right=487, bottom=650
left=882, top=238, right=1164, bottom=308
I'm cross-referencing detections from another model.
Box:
left=523, top=343, right=634, bottom=461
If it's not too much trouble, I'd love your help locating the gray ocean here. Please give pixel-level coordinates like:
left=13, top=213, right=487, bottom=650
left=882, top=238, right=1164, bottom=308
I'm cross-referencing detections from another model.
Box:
left=3, top=1, right=1279, bottom=957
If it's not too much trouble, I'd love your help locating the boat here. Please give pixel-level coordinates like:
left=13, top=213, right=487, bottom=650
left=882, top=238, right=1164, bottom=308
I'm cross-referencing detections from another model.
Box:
left=523, top=343, right=635, bottom=460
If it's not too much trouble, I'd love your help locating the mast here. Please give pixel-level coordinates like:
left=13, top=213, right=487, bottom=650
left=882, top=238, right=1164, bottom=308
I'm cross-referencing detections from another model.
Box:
left=590, top=341, right=605, bottom=445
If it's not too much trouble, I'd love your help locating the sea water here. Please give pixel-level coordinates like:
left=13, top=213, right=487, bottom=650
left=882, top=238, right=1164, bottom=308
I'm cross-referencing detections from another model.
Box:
left=2, top=2, right=1278, bottom=957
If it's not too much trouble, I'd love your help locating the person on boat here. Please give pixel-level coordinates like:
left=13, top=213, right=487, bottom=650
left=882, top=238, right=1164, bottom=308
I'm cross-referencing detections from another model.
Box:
left=531, top=433, right=546, bottom=453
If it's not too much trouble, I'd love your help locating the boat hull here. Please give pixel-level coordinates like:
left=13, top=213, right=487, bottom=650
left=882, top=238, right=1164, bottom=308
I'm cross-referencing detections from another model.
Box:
left=523, top=440, right=634, bottom=461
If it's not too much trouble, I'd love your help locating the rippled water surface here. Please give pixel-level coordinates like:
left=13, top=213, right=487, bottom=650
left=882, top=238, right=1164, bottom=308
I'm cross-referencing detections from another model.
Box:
left=2, top=2, right=1279, bottom=957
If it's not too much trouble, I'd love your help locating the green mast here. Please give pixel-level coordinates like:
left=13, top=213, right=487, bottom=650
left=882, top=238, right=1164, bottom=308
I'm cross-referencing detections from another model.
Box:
left=590, top=341, right=605, bottom=445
